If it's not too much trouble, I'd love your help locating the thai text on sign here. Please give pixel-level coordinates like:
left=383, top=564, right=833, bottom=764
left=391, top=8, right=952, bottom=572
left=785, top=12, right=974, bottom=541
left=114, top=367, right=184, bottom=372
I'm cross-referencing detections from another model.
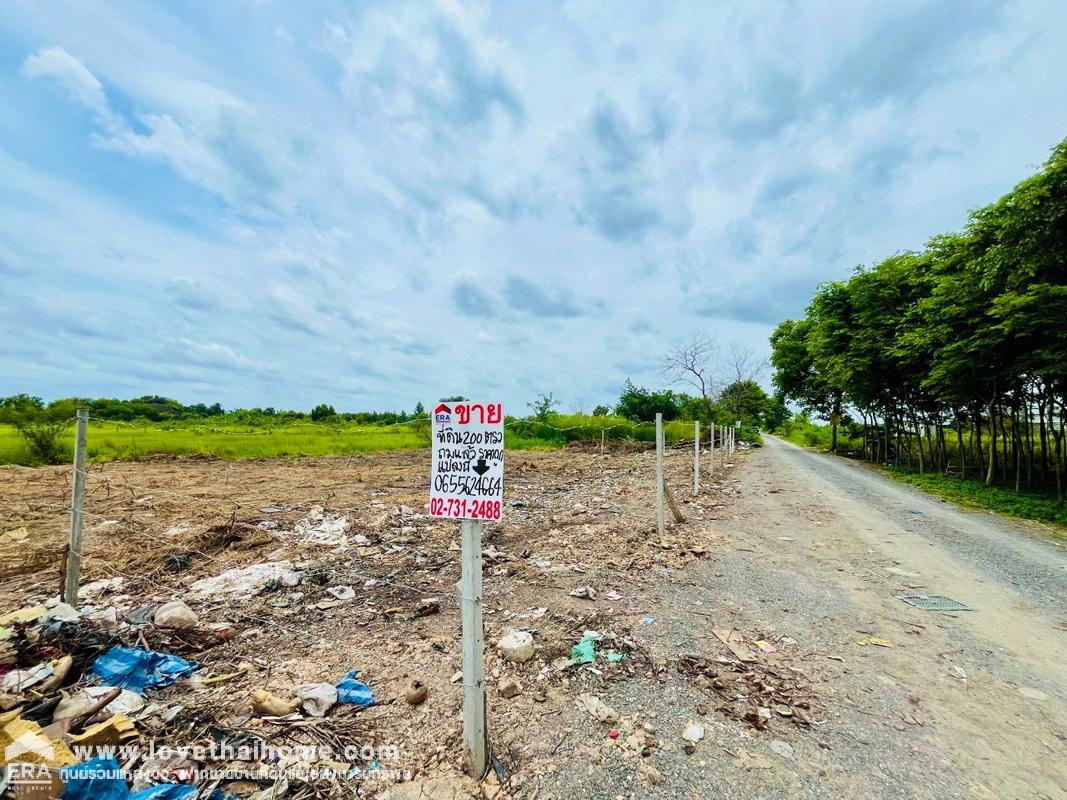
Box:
left=430, top=401, right=504, bottom=520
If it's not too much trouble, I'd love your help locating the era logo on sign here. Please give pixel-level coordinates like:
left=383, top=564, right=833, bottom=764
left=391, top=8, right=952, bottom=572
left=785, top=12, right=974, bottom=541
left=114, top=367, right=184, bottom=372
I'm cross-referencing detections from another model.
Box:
left=434, top=404, right=452, bottom=424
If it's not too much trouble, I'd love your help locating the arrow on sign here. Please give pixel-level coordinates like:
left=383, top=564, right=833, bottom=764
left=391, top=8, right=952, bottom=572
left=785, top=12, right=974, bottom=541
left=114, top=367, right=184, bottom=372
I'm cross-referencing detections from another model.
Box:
left=472, top=459, right=490, bottom=476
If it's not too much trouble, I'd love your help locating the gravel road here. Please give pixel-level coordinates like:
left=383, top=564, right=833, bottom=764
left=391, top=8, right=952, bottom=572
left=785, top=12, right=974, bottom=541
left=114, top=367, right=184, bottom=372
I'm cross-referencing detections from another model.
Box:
left=535, top=436, right=1067, bottom=800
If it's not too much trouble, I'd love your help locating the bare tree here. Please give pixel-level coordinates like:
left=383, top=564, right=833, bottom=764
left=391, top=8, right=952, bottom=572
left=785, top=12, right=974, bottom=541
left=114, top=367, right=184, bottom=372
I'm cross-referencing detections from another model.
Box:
left=663, top=335, right=718, bottom=418
left=725, top=341, right=767, bottom=385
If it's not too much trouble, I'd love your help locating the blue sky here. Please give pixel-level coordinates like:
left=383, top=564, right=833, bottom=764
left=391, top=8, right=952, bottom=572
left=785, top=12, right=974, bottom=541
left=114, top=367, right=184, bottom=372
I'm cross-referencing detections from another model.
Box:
left=1, top=1, right=1065, bottom=414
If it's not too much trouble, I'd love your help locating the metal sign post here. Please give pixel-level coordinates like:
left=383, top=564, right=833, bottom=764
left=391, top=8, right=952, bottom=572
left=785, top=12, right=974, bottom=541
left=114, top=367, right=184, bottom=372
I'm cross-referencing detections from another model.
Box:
left=430, top=401, right=503, bottom=779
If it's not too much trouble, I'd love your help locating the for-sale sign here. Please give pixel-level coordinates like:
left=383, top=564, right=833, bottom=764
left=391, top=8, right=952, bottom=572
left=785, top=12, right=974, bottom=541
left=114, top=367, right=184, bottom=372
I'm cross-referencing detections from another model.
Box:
left=430, top=401, right=504, bottom=521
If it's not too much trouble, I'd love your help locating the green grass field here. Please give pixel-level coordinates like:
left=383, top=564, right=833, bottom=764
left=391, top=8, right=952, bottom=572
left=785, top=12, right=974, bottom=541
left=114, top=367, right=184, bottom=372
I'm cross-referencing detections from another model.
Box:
left=0, top=415, right=695, bottom=466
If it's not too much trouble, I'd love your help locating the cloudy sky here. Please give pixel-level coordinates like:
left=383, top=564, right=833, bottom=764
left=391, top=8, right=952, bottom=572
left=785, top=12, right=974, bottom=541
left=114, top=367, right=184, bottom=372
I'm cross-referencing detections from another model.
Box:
left=1, top=1, right=1065, bottom=414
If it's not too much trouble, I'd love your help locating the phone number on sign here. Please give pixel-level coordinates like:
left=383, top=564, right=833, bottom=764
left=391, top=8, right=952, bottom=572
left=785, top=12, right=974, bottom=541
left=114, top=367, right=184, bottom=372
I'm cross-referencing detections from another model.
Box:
left=429, top=498, right=502, bottom=520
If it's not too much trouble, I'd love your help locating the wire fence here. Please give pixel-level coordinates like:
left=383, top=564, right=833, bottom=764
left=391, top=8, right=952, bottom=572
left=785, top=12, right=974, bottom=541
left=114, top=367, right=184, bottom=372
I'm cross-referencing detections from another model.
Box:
left=0, top=412, right=741, bottom=608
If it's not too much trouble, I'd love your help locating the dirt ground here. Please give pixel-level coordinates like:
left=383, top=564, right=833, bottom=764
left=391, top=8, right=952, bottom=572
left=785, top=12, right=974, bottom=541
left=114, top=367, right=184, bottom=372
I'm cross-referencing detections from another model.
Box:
left=2, top=439, right=1065, bottom=799
left=1, top=443, right=734, bottom=798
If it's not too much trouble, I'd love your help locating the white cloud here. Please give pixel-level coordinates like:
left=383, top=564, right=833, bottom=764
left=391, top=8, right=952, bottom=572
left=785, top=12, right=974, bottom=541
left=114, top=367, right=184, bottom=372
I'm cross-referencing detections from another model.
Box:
left=2, top=1, right=1066, bottom=412
left=21, top=46, right=120, bottom=127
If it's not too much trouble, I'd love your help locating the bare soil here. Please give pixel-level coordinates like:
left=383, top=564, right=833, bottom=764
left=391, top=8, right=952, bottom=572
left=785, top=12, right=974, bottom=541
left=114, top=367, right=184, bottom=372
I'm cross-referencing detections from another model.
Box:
left=3, top=438, right=1064, bottom=799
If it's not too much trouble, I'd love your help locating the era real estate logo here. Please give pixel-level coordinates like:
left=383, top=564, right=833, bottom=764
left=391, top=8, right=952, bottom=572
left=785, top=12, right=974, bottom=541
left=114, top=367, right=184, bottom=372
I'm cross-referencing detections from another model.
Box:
left=434, top=403, right=452, bottom=424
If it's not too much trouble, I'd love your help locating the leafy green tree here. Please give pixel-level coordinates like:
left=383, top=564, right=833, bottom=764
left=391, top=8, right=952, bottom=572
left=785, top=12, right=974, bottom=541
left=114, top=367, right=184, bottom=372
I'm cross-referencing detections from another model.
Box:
left=616, top=380, right=682, bottom=422
left=310, top=403, right=336, bottom=421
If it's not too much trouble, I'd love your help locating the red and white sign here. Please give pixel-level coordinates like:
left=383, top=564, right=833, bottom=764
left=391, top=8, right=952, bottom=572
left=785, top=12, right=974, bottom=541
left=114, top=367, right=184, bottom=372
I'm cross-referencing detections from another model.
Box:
left=430, top=402, right=504, bottom=521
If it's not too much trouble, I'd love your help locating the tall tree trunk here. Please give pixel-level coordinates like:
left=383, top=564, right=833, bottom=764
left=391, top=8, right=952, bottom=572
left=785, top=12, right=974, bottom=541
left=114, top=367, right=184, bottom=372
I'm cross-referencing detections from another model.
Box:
left=955, top=413, right=966, bottom=478
left=1038, top=387, right=1050, bottom=485
left=985, top=400, right=997, bottom=487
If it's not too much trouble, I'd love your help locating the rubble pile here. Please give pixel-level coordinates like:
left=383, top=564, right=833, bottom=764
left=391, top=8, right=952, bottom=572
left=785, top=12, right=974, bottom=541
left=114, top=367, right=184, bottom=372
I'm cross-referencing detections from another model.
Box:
left=677, top=641, right=823, bottom=730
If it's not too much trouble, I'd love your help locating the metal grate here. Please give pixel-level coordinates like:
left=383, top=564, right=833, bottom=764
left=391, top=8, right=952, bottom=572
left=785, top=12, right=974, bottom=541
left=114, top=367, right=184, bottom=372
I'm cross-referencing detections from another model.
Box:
left=898, top=594, right=972, bottom=612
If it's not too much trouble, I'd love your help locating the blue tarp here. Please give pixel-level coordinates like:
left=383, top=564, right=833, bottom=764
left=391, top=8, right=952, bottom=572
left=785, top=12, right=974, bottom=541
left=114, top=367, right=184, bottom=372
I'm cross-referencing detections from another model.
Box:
left=129, top=786, right=198, bottom=800
left=335, top=669, right=374, bottom=706
left=60, top=756, right=199, bottom=799
left=90, top=646, right=199, bottom=694
left=61, top=756, right=128, bottom=800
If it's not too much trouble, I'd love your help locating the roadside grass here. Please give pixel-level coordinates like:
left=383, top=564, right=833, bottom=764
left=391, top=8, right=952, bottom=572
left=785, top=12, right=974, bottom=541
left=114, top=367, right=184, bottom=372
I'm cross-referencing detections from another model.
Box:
left=883, top=467, right=1067, bottom=533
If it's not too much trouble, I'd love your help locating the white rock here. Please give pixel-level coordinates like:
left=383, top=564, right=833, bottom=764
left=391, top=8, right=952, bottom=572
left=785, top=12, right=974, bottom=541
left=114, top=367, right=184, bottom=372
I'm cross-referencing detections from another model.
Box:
left=496, top=629, right=535, bottom=663
left=154, top=599, right=198, bottom=629
left=682, top=722, right=705, bottom=743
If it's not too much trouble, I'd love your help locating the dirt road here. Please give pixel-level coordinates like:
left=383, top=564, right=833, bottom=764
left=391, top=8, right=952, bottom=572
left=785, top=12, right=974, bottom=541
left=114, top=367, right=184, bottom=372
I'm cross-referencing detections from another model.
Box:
left=542, top=436, right=1067, bottom=799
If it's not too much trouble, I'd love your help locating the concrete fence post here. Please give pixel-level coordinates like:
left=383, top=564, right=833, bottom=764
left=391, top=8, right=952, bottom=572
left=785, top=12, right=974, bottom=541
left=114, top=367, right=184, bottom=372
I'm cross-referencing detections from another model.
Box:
left=655, top=413, right=665, bottom=537
left=63, top=408, right=89, bottom=605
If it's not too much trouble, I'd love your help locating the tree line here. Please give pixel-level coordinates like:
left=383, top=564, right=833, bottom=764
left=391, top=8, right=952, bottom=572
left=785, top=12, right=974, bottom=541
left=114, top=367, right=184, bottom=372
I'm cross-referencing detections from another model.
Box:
left=770, top=138, right=1067, bottom=501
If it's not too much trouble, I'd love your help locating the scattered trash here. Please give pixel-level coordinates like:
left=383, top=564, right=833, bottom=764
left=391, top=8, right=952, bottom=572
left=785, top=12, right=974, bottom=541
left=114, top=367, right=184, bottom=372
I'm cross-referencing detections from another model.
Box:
left=0, top=662, right=53, bottom=692
left=568, top=634, right=598, bottom=666
left=293, top=509, right=349, bottom=546
left=403, top=679, right=428, bottom=706
left=712, top=629, right=757, bottom=662
left=496, top=629, right=535, bottom=663
left=37, top=654, right=74, bottom=693
left=608, top=729, right=619, bottom=740
left=251, top=688, right=300, bottom=717
left=755, top=640, right=778, bottom=654
left=681, top=721, right=705, bottom=743
left=577, top=693, right=619, bottom=723
left=0, top=710, right=78, bottom=767
left=45, top=602, right=82, bottom=624
left=949, top=665, right=968, bottom=682
left=898, top=595, right=972, bottom=612
left=678, top=653, right=820, bottom=729
left=54, top=687, right=145, bottom=721
left=70, top=714, right=139, bottom=748
left=605, top=651, right=627, bottom=663
left=569, top=586, right=596, bottom=600
left=497, top=678, right=522, bottom=699
left=0, top=605, right=50, bottom=627
left=91, top=646, right=199, bottom=693
left=336, top=670, right=375, bottom=707
left=153, top=599, right=198, bottom=629
left=187, top=561, right=294, bottom=600
left=296, top=683, right=337, bottom=717
left=326, top=585, right=356, bottom=601
left=769, top=739, right=794, bottom=759
left=642, top=616, right=656, bottom=625
left=604, top=590, right=623, bottom=601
